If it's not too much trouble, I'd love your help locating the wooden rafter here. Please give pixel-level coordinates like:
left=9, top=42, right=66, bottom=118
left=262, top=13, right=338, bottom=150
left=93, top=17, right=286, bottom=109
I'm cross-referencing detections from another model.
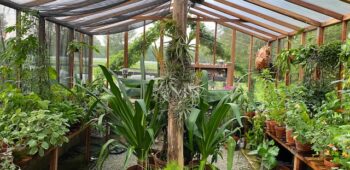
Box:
left=246, top=0, right=321, bottom=26
left=193, top=5, right=279, bottom=39
left=189, top=9, right=272, bottom=41
left=216, top=0, right=301, bottom=30
left=23, top=0, right=55, bottom=7
left=286, top=0, right=343, bottom=20
left=132, top=15, right=240, bottom=22
left=203, top=1, right=290, bottom=35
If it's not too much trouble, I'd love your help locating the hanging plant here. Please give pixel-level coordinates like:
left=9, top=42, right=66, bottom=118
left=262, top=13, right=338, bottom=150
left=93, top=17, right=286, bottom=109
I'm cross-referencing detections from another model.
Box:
left=274, top=48, right=298, bottom=75
left=318, top=41, right=341, bottom=70
left=67, top=40, right=99, bottom=55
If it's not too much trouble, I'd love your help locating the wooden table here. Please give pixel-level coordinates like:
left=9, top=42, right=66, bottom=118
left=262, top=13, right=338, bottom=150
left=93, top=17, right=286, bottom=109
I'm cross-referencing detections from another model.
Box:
left=266, top=132, right=329, bottom=170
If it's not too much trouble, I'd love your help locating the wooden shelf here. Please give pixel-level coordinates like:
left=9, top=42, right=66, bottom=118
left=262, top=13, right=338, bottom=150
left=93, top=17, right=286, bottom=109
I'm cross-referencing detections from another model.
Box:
left=266, top=131, right=329, bottom=170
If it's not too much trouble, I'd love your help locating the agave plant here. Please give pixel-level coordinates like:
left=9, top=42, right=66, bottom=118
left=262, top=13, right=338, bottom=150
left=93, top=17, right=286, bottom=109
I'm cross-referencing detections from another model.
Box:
left=185, top=88, right=243, bottom=170
left=97, top=65, right=163, bottom=170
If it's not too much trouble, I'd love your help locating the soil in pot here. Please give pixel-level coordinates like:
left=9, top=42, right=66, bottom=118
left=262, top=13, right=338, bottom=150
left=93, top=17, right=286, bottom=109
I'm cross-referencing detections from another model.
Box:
left=324, top=158, right=340, bottom=168
left=286, top=129, right=295, bottom=146
left=275, top=125, right=286, bottom=140
left=295, top=140, right=312, bottom=153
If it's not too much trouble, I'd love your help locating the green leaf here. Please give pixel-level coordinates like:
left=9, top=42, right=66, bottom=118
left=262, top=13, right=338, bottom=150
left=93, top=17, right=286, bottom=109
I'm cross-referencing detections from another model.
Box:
left=28, top=139, right=37, bottom=147
left=41, top=142, right=49, bottom=150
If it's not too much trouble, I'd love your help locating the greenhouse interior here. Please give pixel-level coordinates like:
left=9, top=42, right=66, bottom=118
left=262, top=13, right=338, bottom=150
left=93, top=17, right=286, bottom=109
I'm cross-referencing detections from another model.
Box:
left=1, top=0, right=350, bottom=170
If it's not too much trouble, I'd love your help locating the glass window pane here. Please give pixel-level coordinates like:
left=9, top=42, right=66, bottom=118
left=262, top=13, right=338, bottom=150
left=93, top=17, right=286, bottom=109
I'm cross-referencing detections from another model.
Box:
left=324, top=24, right=341, bottom=43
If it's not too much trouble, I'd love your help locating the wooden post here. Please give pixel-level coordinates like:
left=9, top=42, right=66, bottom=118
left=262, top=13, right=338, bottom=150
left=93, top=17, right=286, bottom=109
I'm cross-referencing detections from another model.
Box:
left=315, top=27, right=324, bottom=80
left=50, top=148, right=59, bottom=170
left=195, top=17, right=200, bottom=65
left=168, top=0, right=188, bottom=167
left=227, top=29, right=236, bottom=87
left=68, top=29, right=74, bottom=88
left=88, top=35, right=93, bottom=83
left=339, top=21, right=347, bottom=99
left=248, top=35, right=253, bottom=91
left=159, top=24, right=165, bottom=76
left=16, top=10, right=21, bottom=88
left=285, top=36, right=292, bottom=86
left=293, top=156, right=301, bottom=170
left=299, top=32, right=306, bottom=83
left=213, top=22, right=218, bottom=65
left=85, top=126, right=91, bottom=162
left=79, top=33, right=84, bottom=80
left=106, top=34, right=110, bottom=87
left=56, top=24, right=61, bottom=82
left=275, top=39, right=281, bottom=87
left=124, top=32, right=128, bottom=68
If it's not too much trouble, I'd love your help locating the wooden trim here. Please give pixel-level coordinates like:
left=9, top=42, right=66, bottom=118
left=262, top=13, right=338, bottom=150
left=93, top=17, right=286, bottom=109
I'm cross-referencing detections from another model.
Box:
left=133, top=15, right=240, bottom=22
left=203, top=2, right=290, bottom=35
left=49, top=148, right=59, bottom=170
left=339, top=21, right=348, bottom=99
left=79, top=33, right=84, bottom=80
left=213, top=22, right=218, bottom=65
left=286, top=0, right=343, bottom=20
left=55, top=24, right=61, bottom=82
left=124, top=32, right=128, bottom=68
left=275, top=39, right=281, bottom=88
left=88, top=35, right=93, bottom=83
left=248, top=35, right=253, bottom=91
left=190, top=10, right=272, bottom=41
left=195, top=18, right=200, bottom=65
left=246, top=0, right=321, bottom=26
left=193, top=6, right=279, bottom=39
left=285, top=36, right=292, bottom=86
left=68, top=29, right=74, bottom=88
left=216, top=0, right=301, bottom=30
left=299, top=32, right=306, bottom=83
left=227, top=29, right=236, bottom=86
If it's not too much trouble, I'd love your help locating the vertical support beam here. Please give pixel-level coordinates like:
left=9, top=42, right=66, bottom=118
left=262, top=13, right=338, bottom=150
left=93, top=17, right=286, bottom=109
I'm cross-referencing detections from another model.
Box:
left=88, top=35, right=93, bottom=83
left=85, top=126, right=91, bottom=162
left=106, top=34, right=110, bottom=87
left=213, top=22, right=218, bottom=65
left=339, top=21, right=348, bottom=99
left=16, top=10, right=21, bottom=88
left=79, top=33, right=84, bottom=80
left=248, top=35, right=253, bottom=91
left=315, top=27, right=324, bottom=80
left=275, top=39, right=281, bottom=87
left=195, top=17, right=200, bottom=65
left=159, top=24, right=165, bottom=76
left=285, top=36, right=292, bottom=86
left=55, top=24, right=61, bottom=82
left=227, top=29, right=236, bottom=87
left=50, top=148, right=59, bottom=170
left=124, top=32, right=128, bottom=68
left=299, top=32, right=306, bottom=83
left=68, top=29, right=74, bottom=88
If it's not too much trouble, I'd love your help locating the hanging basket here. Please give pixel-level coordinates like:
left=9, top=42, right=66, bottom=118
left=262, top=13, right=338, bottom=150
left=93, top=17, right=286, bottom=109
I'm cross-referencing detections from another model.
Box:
left=255, top=45, right=271, bottom=70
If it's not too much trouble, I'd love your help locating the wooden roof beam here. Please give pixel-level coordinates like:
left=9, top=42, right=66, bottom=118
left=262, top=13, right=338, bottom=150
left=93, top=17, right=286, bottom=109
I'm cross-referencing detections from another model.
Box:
left=23, top=0, right=55, bottom=7
left=286, top=0, right=343, bottom=20
left=193, top=6, right=278, bottom=39
left=216, top=0, right=301, bottom=30
left=190, top=9, right=273, bottom=41
left=246, top=0, right=321, bottom=26
left=203, top=1, right=290, bottom=35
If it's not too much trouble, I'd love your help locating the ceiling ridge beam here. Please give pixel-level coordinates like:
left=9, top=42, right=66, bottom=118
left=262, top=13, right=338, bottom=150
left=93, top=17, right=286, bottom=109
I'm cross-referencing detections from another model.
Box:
left=215, top=0, right=301, bottom=30
left=245, top=0, right=321, bottom=26
left=286, top=0, right=343, bottom=20
left=203, top=1, right=290, bottom=35
left=193, top=6, right=278, bottom=38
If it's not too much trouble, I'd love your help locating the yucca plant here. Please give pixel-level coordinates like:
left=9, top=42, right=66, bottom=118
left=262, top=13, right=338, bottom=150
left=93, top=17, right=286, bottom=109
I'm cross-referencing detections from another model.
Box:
left=185, top=89, right=243, bottom=170
left=97, top=65, right=163, bottom=170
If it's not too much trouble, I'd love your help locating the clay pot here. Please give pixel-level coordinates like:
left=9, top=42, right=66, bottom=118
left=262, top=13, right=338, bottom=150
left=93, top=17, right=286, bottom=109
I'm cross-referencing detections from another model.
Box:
left=295, top=140, right=312, bottom=153
left=286, top=129, right=295, bottom=146
left=265, top=121, right=271, bottom=131
left=270, top=121, right=277, bottom=136
left=324, top=157, right=340, bottom=168
left=245, top=112, right=256, bottom=118
left=0, top=142, right=8, bottom=153
left=275, top=125, right=286, bottom=140
left=265, top=120, right=276, bottom=134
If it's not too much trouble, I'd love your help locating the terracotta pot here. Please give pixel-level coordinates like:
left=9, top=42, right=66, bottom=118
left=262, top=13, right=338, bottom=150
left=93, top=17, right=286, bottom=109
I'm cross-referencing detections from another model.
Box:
left=275, top=125, right=286, bottom=140
left=270, top=121, right=277, bottom=136
left=265, top=120, right=276, bottom=134
left=295, top=140, right=312, bottom=153
left=265, top=121, right=271, bottom=131
left=286, top=129, right=295, bottom=146
left=324, top=158, right=340, bottom=168
left=0, top=142, right=8, bottom=153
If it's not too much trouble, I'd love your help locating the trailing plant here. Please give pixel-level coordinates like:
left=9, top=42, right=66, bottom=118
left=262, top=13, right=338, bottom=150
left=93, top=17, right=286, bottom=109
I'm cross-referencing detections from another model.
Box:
left=97, top=65, right=164, bottom=169
left=67, top=40, right=99, bottom=56
left=249, top=140, right=279, bottom=170
left=274, top=48, right=298, bottom=75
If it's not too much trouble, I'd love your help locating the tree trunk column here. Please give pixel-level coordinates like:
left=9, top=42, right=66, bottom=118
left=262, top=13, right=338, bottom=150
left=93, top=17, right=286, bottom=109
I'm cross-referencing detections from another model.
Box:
left=167, top=0, right=188, bottom=167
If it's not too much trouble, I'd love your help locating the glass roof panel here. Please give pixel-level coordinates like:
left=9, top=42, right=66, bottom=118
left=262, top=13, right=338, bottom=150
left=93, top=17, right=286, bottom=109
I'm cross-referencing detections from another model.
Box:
left=261, top=0, right=331, bottom=22
left=226, top=0, right=309, bottom=28
left=195, top=4, right=238, bottom=20
left=303, top=0, right=350, bottom=15
left=10, top=0, right=34, bottom=4
left=225, top=22, right=273, bottom=39
left=208, top=1, right=294, bottom=33
left=190, top=8, right=220, bottom=19
left=243, top=23, right=281, bottom=36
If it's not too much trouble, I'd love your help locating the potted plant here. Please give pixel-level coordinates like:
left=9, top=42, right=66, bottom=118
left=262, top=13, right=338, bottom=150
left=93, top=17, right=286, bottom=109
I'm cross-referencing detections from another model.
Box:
left=248, top=140, right=279, bottom=170
left=97, top=65, right=164, bottom=170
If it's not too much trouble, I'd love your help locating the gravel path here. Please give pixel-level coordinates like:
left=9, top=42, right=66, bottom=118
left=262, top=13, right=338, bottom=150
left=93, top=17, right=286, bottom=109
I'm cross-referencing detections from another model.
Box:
left=99, top=148, right=252, bottom=170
